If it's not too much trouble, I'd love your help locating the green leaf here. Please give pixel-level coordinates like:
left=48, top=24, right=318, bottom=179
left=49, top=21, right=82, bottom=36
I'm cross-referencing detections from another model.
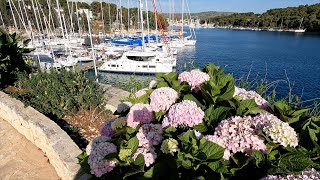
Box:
left=193, top=122, right=208, bottom=133
left=133, top=154, right=145, bottom=166
left=207, top=161, right=229, bottom=173
left=279, top=152, right=314, bottom=173
left=127, top=137, right=139, bottom=153
left=179, top=130, right=197, bottom=145
left=251, top=150, right=264, bottom=167
left=164, top=127, right=177, bottom=137
left=206, top=106, right=231, bottom=125
left=237, top=99, right=259, bottom=115
left=183, top=94, right=205, bottom=109
left=198, top=140, right=225, bottom=160
left=292, top=109, right=309, bottom=116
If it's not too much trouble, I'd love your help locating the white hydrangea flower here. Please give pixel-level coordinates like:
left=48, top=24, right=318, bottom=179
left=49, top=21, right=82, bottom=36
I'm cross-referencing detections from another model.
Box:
left=161, top=138, right=179, bottom=155
left=149, top=80, right=158, bottom=88
left=263, top=117, right=298, bottom=147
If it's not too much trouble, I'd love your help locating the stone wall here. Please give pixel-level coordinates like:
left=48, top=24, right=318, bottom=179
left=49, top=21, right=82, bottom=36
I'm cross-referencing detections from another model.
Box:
left=0, top=91, right=82, bottom=180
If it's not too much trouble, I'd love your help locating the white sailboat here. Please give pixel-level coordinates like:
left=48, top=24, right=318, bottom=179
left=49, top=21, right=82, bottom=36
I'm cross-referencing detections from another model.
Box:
left=294, top=17, right=306, bottom=33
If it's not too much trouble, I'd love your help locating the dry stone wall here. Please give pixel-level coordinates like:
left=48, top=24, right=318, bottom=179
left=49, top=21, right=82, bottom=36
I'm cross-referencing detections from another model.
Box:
left=0, top=91, right=82, bottom=180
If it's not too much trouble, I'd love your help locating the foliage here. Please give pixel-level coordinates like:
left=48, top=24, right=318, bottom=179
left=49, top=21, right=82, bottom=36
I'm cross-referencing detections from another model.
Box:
left=0, top=0, right=168, bottom=34
left=79, top=64, right=320, bottom=179
left=0, top=27, right=32, bottom=87
left=12, top=69, right=105, bottom=119
left=209, top=3, right=320, bottom=32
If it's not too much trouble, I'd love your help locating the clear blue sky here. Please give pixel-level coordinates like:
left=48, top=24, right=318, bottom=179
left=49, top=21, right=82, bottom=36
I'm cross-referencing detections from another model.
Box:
left=78, top=0, right=319, bottom=13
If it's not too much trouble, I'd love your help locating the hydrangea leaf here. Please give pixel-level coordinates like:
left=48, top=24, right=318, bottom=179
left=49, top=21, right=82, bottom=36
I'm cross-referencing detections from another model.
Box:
left=179, top=130, right=197, bottom=145
left=198, top=140, right=225, bottom=160
left=279, top=152, right=315, bottom=173
left=193, top=122, right=208, bottom=133
left=133, top=154, right=145, bottom=166
left=183, top=94, right=205, bottom=109
left=126, top=137, right=139, bottom=154
left=207, top=161, right=229, bottom=173
left=251, top=150, right=265, bottom=167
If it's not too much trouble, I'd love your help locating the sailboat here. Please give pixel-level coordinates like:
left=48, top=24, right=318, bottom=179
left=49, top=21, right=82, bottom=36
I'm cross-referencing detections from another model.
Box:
left=294, top=17, right=306, bottom=33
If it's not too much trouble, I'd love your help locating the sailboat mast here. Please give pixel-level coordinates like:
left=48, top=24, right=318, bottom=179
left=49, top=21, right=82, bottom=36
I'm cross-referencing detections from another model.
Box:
left=55, top=0, right=65, bottom=38
left=100, top=0, right=105, bottom=35
left=145, top=0, right=150, bottom=45
left=8, top=0, right=18, bottom=32
left=127, top=0, right=130, bottom=34
left=75, top=2, right=81, bottom=36
left=0, top=11, right=5, bottom=28
left=86, top=13, right=98, bottom=82
left=108, top=0, right=111, bottom=34
left=139, top=0, right=145, bottom=51
left=181, top=0, right=184, bottom=38
left=120, top=0, right=123, bottom=34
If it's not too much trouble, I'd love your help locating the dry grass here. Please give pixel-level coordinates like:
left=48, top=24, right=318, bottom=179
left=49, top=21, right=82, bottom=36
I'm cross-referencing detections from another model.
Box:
left=64, top=107, right=116, bottom=141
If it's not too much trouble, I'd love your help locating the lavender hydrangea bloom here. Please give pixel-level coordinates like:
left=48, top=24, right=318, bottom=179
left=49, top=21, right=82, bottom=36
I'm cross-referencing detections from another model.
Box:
left=86, top=136, right=111, bottom=155
left=234, top=86, right=270, bottom=110
left=162, top=100, right=204, bottom=128
left=137, top=124, right=163, bottom=147
left=178, top=69, right=210, bottom=92
left=127, top=104, right=154, bottom=129
left=88, top=141, right=117, bottom=177
left=205, top=116, right=267, bottom=160
left=261, top=168, right=320, bottom=180
left=100, top=120, right=115, bottom=137
left=133, top=147, right=157, bottom=167
left=117, top=101, right=132, bottom=113
left=150, top=87, right=178, bottom=112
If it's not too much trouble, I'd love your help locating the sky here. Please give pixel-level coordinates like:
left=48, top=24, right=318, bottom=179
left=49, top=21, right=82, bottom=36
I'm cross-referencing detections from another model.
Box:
left=76, top=0, right=320, bottom=13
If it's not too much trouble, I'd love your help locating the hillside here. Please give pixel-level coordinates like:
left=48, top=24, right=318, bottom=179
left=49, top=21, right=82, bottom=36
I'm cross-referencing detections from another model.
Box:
left=163, top=11, right=234, bottom=20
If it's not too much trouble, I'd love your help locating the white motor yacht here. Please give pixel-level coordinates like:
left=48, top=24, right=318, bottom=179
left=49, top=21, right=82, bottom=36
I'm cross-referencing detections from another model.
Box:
left=99, top=51, right=176, bottom=74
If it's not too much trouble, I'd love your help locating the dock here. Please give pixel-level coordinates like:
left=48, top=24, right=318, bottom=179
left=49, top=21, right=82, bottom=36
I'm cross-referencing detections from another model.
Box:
left=76, top=61, right=103, bottom=71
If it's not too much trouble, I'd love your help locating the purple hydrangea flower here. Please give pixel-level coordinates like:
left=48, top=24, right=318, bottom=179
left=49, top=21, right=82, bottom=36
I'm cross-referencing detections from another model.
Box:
left=137, top=123, right=163, bottom=147
left=127, top=104, right=154, bottom=129
left=234, top=86, right=270, bottom=110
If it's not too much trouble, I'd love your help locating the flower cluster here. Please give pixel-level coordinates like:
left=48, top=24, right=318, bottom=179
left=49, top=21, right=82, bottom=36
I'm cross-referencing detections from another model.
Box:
left=117, top=101, right=132, bottom=113
left=205, top=116, right=267, bottom=160
left=135, top=88, right=148, bottom=98
left=133, top=147, right=157, bottom=167
left=86, top=136, right=111, bottom=155
left=100, top=120, right=115, bottom=137
left=137, top=124, right=163, bottom=147
left=161, top=138, right=179, bottom=155
left=234, top=86, right=270, bottom=110
left=261, top=168, right=320, bottom=180
left=263, top=115, right=299, bottom=147
left=127, top=104, right=154, bottom=128
left=162, top=100, right=204, bottom=128
left=149, top=80, right=158, bottom=88
left=111, top=117, right=127, bottom=130
left=150, top=87, right=178, bottom=112
left=87, top=140, right=117, bottom=177
left=178, top=69, right=210, bottom=91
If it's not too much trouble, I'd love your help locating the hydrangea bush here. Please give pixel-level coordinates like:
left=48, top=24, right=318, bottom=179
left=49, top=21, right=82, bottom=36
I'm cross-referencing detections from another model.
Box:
left=78, top=64, right=320, bottom=179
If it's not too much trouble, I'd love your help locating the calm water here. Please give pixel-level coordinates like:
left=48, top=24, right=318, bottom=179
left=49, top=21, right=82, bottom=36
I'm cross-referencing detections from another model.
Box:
left=99, top=28, right=320, bottom=101
left=176, top=28, right=320, bottom=101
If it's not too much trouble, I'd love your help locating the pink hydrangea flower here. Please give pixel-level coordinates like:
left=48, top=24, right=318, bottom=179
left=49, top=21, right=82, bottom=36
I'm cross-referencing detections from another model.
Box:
left=135, top=88, right=148, bottom=98
left=133, top=146, right=157, bottom=167
left=261, top=168, right=320, bottom=180
left=100, top=120, right=115, bottom=137
left=150, top=87, right=178, bottom=112
left=162, top=100, right=204, bottom=128
left=234, top=86, right=270, bottom=110
left=127, top=104, right=154, bottom=129
left=137, top=124, right=163, bottom=147
left=205, top=116, right=267, bottom=160
left=88, top=140, right=117, bottom=177
left=178, top=69, right=210, bottom=92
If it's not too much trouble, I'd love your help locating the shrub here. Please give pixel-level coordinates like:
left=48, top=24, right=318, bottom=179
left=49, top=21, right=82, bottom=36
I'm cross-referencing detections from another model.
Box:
left=0, top=28, right=32, bottom=87
left=15, top=69, right=105, bottom=119
left=78, top=64, right=320, bottom=179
